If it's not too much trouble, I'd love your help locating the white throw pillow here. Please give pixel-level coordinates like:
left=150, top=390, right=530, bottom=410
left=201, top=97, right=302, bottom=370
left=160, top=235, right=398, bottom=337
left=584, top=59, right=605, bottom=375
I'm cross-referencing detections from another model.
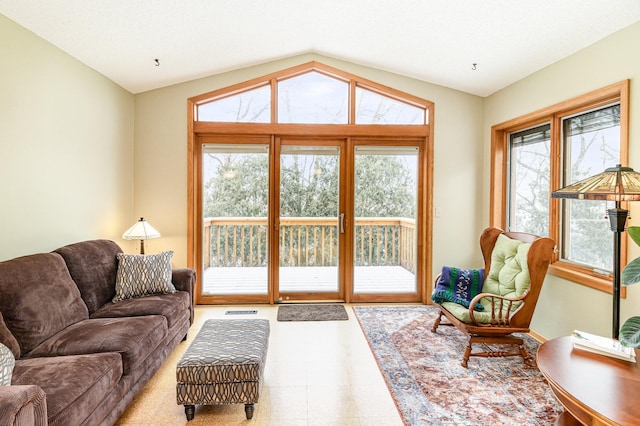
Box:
left=113, top=251, right=176, bottom=303
left=0, top=342, right=15, bottom=386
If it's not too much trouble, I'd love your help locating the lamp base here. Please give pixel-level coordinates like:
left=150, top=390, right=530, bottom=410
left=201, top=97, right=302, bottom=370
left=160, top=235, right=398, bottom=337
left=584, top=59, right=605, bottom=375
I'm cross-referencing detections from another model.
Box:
left=608, top=207, right=629, bottom=339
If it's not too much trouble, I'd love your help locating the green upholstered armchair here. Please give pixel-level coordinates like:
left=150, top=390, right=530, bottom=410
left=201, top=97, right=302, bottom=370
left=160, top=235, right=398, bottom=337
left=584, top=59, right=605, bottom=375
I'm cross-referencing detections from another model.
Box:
left=431, top=227, right=555, bottom=368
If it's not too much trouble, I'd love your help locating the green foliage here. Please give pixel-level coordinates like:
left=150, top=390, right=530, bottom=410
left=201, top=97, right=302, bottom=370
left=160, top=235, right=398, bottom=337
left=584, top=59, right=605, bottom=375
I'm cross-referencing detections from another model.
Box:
left=619, top=316, right=640, bottom=348
left=202, top=152, right=416, bottom=269
left=204, top=155, right=269, bottom=218
left=622, top=226, right=640, bottom=286
left=279, top=155, right=339, bottom=217
left=354, top=155, right=415, bottom=217
left=621, top=226, right=640, bottom=349
left=203, top=153, right=416, bottom=219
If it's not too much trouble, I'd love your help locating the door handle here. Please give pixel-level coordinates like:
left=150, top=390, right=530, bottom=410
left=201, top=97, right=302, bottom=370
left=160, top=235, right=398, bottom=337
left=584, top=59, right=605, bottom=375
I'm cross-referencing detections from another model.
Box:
left=339, top=213, right=345, bottom=234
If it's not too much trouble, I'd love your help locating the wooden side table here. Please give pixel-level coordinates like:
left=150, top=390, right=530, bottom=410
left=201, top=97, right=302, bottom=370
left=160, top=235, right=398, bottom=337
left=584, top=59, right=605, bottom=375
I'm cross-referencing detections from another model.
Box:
left=537, top=336, right=640, bottom=426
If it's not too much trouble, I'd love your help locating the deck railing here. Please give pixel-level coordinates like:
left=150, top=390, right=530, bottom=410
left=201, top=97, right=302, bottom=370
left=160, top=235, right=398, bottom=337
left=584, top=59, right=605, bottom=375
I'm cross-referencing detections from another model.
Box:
left=203, top=217, right=416, bottom=273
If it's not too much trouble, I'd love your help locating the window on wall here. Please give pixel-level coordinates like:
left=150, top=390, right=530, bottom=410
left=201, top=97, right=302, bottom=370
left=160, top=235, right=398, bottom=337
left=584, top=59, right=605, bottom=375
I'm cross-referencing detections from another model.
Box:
left=194, top=63, right=429, bottom=125
left=278, top=71, right=348, bottom=124
left=561, top=104, right=620, bottom=272
left=508, top=124, right=551, bottom=236
left=355, top=87, right=426, bottom=124
left=188, top=61, right=434, bottom=305
left=197, top=84, right=271, bottom=123
left=492, top=81, right=629, bottom=294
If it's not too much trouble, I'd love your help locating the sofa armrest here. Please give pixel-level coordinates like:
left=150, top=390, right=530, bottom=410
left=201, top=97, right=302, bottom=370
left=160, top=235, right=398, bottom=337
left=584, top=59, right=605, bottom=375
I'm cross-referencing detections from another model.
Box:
left=0, top=385, right=47, bottom=426
left=172, top=268, right=196, bottom=324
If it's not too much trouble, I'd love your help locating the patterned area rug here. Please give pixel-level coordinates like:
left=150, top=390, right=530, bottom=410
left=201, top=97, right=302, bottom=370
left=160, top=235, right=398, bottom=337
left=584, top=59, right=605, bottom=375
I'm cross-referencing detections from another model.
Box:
left=353, top=305, right=563, bottom=425
left=277, top=304, right=349, bottom=321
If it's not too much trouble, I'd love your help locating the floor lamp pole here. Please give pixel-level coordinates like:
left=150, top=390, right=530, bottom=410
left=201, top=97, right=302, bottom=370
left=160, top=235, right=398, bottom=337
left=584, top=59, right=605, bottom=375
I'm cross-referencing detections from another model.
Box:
left=608, top=203, right=628, bottom=339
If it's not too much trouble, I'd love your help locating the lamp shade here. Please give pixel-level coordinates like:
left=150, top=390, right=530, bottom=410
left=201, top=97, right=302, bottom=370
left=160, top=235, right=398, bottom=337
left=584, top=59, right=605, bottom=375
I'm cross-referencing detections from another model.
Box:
left=552, top=164, right=640, bottom=201
left=122, top=217, right=161, bottom=240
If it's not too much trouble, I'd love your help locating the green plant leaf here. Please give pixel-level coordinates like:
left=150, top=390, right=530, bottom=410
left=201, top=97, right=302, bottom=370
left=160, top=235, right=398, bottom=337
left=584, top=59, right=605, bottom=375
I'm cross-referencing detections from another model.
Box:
left=628, top=226, right=640, bottom=247
left=623, top=226, right=640, bottom=285
left=622, top=257, right=640, bottom=285
left=620, top=316, right=640, bottom=348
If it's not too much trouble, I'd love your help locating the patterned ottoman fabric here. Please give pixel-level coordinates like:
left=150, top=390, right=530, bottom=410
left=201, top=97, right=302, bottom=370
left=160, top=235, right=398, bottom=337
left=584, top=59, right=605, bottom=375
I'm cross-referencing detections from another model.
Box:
left=176, top=319, right=270, bottom=421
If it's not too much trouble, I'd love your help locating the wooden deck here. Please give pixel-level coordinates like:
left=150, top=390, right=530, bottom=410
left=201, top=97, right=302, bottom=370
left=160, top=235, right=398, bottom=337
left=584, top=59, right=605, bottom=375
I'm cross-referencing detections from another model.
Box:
left=202, top=265, right=416, bottom=295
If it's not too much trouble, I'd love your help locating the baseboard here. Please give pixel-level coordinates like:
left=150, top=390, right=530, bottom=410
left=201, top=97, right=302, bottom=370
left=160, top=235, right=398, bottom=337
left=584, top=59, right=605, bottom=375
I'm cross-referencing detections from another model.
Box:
left=528, top=329, right=548, bottom=343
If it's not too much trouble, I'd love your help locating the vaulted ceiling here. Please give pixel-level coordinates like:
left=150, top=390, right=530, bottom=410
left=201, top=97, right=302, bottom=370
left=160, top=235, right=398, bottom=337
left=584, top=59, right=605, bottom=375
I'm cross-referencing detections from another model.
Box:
left=2, top=0, right=640, bottom=96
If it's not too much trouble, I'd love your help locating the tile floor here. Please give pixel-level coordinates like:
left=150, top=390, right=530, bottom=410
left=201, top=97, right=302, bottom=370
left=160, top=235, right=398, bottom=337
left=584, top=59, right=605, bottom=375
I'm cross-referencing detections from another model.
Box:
left=116, top=305, right=404, bottom=425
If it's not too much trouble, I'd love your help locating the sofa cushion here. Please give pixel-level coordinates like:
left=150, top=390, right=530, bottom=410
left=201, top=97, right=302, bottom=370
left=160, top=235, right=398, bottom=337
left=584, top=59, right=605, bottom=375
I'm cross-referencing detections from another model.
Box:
left=12, top=353, right=122, bottom=426
left=91, top=291, right=190, bottom=329
left=0, top=311, right=20, bottom=359
left=113, top=251, right=176, bottom=302
left=0, top=253, right=89, bottom=354
left=26, top=316, right=167, bottom=375
left=0, top=342, right=14, bottom=385
left=53, top=239, right=122, bottom=315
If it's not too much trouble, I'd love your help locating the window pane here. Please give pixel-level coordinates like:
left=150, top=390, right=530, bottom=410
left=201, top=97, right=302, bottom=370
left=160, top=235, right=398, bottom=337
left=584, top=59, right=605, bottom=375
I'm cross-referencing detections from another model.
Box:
left=355, top=87, right=425, bottom=124
left=353, top=146, right=418, bottom=294
left=562, top=104, right=620, bottom=271
left=508, top=124, right=551, bottom=236
left=277, top=72, right=348, bottom=124
left=201, top=144, right=270, bottom=295
left=198, top=85, right=270, bottom=122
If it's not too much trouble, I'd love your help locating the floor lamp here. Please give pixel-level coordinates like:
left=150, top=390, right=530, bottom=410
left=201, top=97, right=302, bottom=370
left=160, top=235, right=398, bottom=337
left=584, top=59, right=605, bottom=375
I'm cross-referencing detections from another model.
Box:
left=552, top=164, right=640, bottom=338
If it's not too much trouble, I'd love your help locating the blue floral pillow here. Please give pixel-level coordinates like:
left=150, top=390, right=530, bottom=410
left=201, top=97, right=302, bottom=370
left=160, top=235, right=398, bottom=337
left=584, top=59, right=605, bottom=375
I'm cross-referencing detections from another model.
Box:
left=431, top=266, right=485, bottom=311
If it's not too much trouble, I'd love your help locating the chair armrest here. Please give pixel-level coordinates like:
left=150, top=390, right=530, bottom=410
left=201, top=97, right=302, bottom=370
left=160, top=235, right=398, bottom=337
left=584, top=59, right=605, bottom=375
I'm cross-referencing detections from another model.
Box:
left=468, top=291, right=529, bottom=327
left=172, top=268, right=196, bottom=324
left=0, top=385, right=47, bottom=426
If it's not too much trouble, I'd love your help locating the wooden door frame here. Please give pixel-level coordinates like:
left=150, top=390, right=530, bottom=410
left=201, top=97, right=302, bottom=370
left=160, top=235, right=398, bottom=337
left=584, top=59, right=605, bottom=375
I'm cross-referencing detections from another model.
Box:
left=188, top=123, right=433, bottom=305
left=273, top=138, right=347, bottom=303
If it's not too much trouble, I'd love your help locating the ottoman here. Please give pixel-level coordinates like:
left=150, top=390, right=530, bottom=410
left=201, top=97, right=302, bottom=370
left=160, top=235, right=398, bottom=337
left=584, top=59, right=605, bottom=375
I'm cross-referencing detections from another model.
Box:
left=176, top=318, right=270, bottom=421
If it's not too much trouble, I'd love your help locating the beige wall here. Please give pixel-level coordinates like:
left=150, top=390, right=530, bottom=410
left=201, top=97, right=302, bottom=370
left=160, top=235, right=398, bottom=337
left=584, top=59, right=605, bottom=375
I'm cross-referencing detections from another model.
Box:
left=134, top=54, right=485, bottom=268
left=0, top=15, right=135, bottom=260
left=484, top=22, right=640, bottom=339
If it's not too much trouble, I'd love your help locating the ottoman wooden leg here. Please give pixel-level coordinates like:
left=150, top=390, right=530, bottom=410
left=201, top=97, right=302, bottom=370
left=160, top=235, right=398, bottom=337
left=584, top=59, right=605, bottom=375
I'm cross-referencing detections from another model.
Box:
left=245, top=403, right=255, bottom=420
left=184, top=404, right=195, bottom=421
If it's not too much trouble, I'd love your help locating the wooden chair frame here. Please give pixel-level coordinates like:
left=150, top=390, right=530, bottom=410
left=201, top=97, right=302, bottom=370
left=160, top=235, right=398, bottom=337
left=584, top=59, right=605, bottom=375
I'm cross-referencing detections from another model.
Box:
left=431, top=227, right=555, bottom=368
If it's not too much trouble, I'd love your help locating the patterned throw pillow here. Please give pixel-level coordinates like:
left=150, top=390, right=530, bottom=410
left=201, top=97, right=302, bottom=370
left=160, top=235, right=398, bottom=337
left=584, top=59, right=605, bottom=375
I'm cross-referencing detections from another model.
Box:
left=431, top=266, right=485, bottom=311
left=0, top=342, right=15, bottom=386
left=113, top=251, right=176, bottom=303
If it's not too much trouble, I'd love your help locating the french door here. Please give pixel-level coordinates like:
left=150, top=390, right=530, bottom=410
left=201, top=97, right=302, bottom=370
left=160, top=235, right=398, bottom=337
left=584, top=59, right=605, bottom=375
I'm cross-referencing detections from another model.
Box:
left=197, top=136, right=424, bottom=304
left=275, top=139, right=346, bottom=302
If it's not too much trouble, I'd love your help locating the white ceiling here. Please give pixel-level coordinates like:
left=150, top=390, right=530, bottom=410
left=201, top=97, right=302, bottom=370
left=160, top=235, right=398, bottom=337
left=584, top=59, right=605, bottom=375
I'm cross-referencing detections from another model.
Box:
left=2, top=0, right=640, bottom=96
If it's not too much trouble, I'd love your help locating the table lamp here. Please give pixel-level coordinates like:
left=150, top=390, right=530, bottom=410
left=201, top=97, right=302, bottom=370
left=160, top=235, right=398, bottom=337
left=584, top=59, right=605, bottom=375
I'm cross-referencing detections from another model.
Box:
left=122, top=217, right=161, bottom=254
left=552, top=164, right=640, bottom=338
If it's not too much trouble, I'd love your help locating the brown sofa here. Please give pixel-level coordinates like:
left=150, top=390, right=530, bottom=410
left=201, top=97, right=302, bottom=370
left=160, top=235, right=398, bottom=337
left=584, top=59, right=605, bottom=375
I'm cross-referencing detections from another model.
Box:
left=0, top=240, right=195, bottom=426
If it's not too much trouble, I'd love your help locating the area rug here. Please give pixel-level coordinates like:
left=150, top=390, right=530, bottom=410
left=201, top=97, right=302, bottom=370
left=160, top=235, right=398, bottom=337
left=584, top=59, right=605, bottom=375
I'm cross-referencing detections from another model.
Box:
left=353, top=305, right=563, bottom=426
left=277, top=304, right=348, bottom=321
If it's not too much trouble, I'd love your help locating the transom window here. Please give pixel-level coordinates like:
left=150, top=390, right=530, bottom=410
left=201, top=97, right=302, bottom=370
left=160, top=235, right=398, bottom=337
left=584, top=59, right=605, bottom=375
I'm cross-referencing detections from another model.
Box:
left=194, top=63, right=429, bottom=125
left=492, top=81, right=629, bottom=295
left=197, top=84, right=271, bottom=123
